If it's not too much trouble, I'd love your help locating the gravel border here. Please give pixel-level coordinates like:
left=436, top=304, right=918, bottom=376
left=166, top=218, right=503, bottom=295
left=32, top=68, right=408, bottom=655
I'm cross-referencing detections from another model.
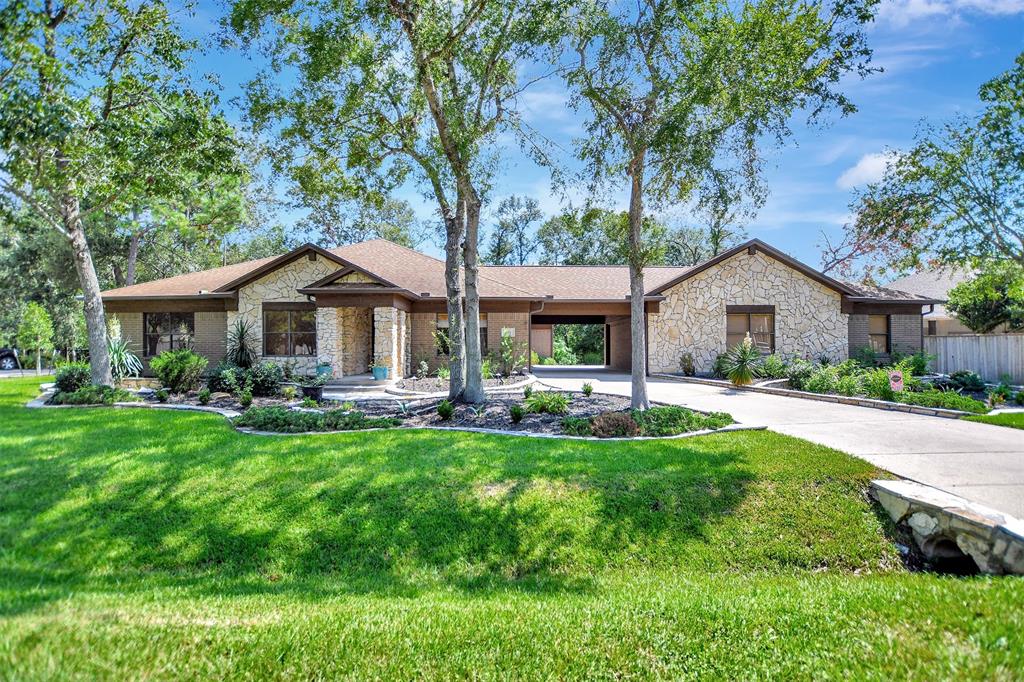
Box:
left=386, top=374, right=536, bottom=398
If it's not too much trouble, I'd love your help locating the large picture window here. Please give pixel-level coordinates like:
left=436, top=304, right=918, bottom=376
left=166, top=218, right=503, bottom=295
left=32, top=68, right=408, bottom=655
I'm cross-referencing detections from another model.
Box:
left=868, top=314, right=890, bottom=354
left=726, top=306, right=775, bottom=353
left=143, top=312, right=195, bottom=357
left=435, top=313, right=487, bottom=356
left=263, top=305, right=316, bottom=356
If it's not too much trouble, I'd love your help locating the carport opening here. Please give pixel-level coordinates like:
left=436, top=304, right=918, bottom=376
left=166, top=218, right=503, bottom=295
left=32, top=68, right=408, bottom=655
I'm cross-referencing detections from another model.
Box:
left=551, top=324, right=606, bottom=365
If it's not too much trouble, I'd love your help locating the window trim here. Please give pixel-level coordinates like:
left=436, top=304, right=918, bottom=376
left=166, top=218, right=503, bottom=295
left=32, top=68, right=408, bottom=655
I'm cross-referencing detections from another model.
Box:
left=262, top=304, right=317, bottom=357
left=868, top=314, right=891, bottom=354
left=142, top=312, right=195, bottom=358
left=725, top=305, right=776, bottom=353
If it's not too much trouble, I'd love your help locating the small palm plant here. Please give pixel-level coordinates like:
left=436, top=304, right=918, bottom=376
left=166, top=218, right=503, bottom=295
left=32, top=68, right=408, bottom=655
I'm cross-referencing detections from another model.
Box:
left=108, top=336, right=143, bottom=384
left=721, top=334, right=762, bottom=387
left=226, top=318, right=258, bottom=368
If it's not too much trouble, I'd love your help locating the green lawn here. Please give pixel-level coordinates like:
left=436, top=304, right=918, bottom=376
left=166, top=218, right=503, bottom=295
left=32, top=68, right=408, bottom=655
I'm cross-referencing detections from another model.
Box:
left=965, top=411, right=1024, bottom=430
left=0, top=376, right=1021, bottom=679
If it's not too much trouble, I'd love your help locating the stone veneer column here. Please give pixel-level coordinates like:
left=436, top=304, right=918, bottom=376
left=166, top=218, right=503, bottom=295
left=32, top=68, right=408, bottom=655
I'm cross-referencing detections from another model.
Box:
left=316, top=307, right=342, bottom=377
left=373, top=307, right=400, bottom=378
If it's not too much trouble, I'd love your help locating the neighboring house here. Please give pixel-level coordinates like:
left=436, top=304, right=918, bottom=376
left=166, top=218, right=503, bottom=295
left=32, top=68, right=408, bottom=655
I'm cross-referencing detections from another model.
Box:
left=888, top=268, right=981, bottom=337
left=100, top=238, right=936, bottom=378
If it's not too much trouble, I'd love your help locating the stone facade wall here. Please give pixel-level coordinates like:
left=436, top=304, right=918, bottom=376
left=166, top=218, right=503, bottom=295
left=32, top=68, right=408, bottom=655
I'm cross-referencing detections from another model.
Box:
left=373, top=307, right=409, bottom=378
left=229, top=254, right=336, bottom=374
left=315, top=307, right=341, bottom=374
left=848, top=313, right=923, bottom=358
left=337, top=271, right=377, bottom=284
left=648, top=250, right=849, bottom=374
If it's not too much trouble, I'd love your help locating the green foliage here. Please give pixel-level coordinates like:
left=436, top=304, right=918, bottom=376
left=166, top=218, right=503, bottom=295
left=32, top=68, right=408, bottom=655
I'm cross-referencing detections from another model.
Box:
left=107, top=336, right=143, bottom=384
left=207, top=362, right=245, bottom=393
left=711, top=352, right=730, bottom=379
left=720, top=337, right=762, bottom=386
left=590, top=412, right=639, bottom=438
left=552, top=338, right=579, bottom=365
left=16, top=302, right=53, bottom=356
left=149, top=349, right=208, bottom=393
left=282, top=385, right=297, bottom=401
left=238, top=389, right=253, bottom=409
left=946, top=263, right=1024, bottom=333
left=197, top=388, right=211, bottom=406
left=861, top=368, right=897, bottom=401
left=966, top=412, right=1024, bottom=429
left=679, top=352, right=696, bottom=377
left=509, top=404, right=525, bottom=424
left=480, top=355, right=494, bottom=380
left=631, top=406, right=734, bottom=437
left=890, top=350, right=935, bottom=376
left=417, top=360, right=429, bottom=379
left=437, top=400, right=454, bottom=421
left=226, top=319, right=259, bottom=368
left=560, top=416, right=592, bottom=436
left=852, top=346, right=880, bottom=367
left=805, top=366, right=840, bottom=394
left=835, top=374, right=863, bottom=397
left=50, top=384, right=136, bottom=405
left=896, top=390, right=988, bottom=414
left=755, top=354, right=787, bottom=380
left=484, top=196, right=542, bottom=266
left=300, top=397, right=319, bottom=409
left=436, top=365, right=451, bottom=381
left=948, top=370, right=985, bottom=392
left=525, top=392, right=570, bottom=415
left=582, top=382, right=594, bottom=397
left=498, top=335, right=526, bottom=377
left=784, top=359, right=816, bottom=391
left=154, top=388, right=169, bottom=403
left=523, top=385, right=533, bottom=399
left=54, top=362, right=91, bottom=394
left=234, top=406, right=322, bottom=433
left=247, top=362, right=284, bottom=397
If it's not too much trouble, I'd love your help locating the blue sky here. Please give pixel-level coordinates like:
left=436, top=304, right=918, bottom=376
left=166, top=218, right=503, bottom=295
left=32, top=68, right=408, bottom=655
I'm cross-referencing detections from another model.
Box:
left=188, top=0, right=1024, bottom=270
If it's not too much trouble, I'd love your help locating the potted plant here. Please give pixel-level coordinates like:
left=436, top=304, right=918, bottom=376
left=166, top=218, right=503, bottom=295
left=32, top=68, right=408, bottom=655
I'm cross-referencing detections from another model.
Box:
left=296, top=373, right=328, bottom=401
left=371, top=363, right=389, bottom=381
left=316, top=361, right=333, bottom=378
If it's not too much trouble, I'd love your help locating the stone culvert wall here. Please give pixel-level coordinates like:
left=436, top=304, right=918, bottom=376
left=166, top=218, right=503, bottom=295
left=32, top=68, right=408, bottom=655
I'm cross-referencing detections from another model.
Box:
left=648, top=250, right=849, bottom=374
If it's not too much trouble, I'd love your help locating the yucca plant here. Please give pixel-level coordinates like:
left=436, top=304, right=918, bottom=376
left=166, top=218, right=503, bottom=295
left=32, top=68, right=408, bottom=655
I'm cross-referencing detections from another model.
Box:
left=721, top=334, right=762, bottom=387
left=226, top=318, right=258, bottom=368
left=107, top=336, right=143, bottom=384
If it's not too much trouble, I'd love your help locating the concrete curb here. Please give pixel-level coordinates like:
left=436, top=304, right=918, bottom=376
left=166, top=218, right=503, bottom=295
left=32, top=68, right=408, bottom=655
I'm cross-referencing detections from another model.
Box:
left=27, top=390, right=241, bottom=418
left=651, top=373, right=976, bottom=419
left=385, top=374, right=537, bottom=398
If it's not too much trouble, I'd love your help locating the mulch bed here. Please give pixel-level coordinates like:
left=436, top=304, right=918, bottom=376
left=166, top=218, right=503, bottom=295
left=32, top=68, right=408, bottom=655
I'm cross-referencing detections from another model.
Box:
left=394, top=375, right=527, bottom=393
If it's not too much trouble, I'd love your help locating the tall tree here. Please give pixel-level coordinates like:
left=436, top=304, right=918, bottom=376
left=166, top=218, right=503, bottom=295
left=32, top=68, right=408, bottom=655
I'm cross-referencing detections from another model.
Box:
left=0, top=1, right=239, bottom=384
left=231, top=0, right=561, bottom=402
left=946, top=263, right=1024, bottom=334
left=836, top=52, right=1024, bottom=275
left=16, top=302, right=53, bottom=374
left=565, top=0, right=875, bottom=408
left=536, top=207, right=665, bottom=265
left=299, top=197, right=427, bottom=249
left=483, top=195, right=542, bottom=265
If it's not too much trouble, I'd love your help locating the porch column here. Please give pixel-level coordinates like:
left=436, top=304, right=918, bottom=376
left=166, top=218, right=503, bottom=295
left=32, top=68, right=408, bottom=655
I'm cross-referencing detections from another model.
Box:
left=373, top=307, right=407, bottom=379
left=316, top=307, right=342, bottom=378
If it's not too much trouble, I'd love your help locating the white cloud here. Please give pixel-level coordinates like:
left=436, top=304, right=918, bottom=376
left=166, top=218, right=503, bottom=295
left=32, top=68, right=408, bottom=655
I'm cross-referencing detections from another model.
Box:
left=836, top=152, right=898, bottom=190
left=877, top=0, right=1024, bottom=27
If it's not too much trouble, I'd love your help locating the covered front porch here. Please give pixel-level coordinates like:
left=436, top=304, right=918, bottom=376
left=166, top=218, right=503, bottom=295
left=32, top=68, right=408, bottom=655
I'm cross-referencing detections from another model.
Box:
left=314, top=304, right=411, bottom=380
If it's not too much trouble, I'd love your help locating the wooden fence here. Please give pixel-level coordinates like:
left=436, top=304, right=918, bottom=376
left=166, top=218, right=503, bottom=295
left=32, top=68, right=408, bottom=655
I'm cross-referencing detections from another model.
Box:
left=924, top=334, right=1024, bottom=384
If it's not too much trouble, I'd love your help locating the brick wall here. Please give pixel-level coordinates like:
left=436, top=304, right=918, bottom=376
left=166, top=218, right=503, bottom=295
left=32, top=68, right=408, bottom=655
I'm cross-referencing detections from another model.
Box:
left=485, top=312, right=529, bottom=365
left=410, top=312, right=439, bottom=373
left=110, top=310, right=225, bottom=375
left=848, top=313, right=922, bottom=358
left=608, top=316, right=631, bottom=370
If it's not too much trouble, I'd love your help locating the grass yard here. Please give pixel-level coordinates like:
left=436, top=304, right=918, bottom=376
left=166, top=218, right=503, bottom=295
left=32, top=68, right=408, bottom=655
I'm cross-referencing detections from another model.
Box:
left=0, top=376, right=1022, bottom=679
left=964, top=412, right=1024, bottom=430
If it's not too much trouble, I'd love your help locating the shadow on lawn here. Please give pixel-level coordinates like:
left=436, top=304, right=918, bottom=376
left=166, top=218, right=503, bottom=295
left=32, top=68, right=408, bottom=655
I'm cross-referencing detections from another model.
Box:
left=0, top=379, right=755, bottom=615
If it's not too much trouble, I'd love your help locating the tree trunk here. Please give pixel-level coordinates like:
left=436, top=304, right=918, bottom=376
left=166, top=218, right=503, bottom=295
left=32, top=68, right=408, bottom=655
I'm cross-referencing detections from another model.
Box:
left=462, top=188, right=485, bottom=404
left=126, top=229, right=140, bottom=286
left=61, top=193, right=113, bottom=386
left=35, top=338, right=41, bottom=374
left=627, top=153, right=649, bottom=410
left=444, top=206, right=466, bottom=401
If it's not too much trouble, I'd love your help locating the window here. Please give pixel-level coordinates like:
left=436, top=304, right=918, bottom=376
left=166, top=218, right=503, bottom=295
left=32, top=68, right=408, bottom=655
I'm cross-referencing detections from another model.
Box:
left=868, top=315, right=890, bottom=353
left=143, top=313, right=195, bottom=357
left=927, top=320, right=937, bottom=336
left=263, top=306, right=316, bottom=356
left=435, top=313, right=487, bottom=356
left=726, top=308, right=774, bottom=353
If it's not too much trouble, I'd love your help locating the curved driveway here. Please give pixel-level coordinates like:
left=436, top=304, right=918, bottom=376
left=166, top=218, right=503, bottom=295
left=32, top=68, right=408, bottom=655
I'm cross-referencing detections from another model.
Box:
left=534, top=367, right=1024, bottom=519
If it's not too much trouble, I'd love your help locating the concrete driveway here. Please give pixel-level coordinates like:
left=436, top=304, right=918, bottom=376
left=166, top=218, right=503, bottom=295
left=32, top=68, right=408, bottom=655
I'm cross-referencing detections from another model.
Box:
left=534, top=367, right=1024, bottom=519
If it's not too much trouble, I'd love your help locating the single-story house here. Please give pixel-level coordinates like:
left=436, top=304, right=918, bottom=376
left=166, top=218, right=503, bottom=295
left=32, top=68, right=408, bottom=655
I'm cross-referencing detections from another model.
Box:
left=887, top=267, right=1013, bottom=337
left=100, top=238, right=938, bottom=378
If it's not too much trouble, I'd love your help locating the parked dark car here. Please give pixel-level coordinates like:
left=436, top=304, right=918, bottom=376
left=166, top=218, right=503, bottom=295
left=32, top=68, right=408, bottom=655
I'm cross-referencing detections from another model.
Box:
left=0, top=348, right=19, bottom=371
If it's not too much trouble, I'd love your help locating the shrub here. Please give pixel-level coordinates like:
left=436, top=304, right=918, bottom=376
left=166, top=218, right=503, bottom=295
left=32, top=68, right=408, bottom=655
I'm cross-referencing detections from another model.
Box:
left=150, top=349, right=208, bottom=393
left=630, top=406, right=734, bottom=436
left=282, top=385, right=297, bottom=400
left=247, top=361, right=284, bottom=397
left=50, top=385, right=135, bottom=405
left=239, top=388, right=253, bottom=408
left=437, top=399, right=454, bottom=420
left=784, top=359, right=816, bottom=390
left=711, top=352, right=729, bottom=379
left=852, top=345, right=880, bottom=367
left=107, top=336, right=143, bottom=383
left=805, top=366, right=840, bottom=394
left=756, top=354, right=787, bottom=379
left=226, top=318, right=258, bottom=368
left=720, top=336, right=761, bottom=386
left=896, top=389, right=987, bottom=414
left=679, top=352, right=696, bottom=377
left=509, top=404, right=525, bottom=424
left=436, top=365, right=451, bottom=380
left=862, top=368, right=896, bottom=401
left=990, top=381, right=1013, bottom=400
left=523, top=384, right=533, bottom=399
left=54, top=361, right=91, bottom=393
left=590, top=412, right=639, bottom=438
left=892, top=350, right=935, bottom=376
left=417, top=360, right=429, bottom=379
left=481, top=355, right=494, bottom=379
left=561, top=416, right=592, bottom=436
left=234, top=406, right=322, bottom=433
left=1016, top=390, right=1024, bottom=406
left=833, top=359, right=862, bottom=377
left=300, top=397, right=318, bottom=408
left=525, top=391, right=569, bottom=414
left=949, top=370, right=985, bottom=393
left=322, top=409, right=401, bottom=431
left=987, top=391, right=1005, bottom=409
left=835, top=374, right=862, bottom=397
left=207, top=362, right=245, bottom=393
left=154, top=388, right=169, bottom=403
left=582, top=382, right=593, bottom=397
left=198, top=388, right=211, bottom=405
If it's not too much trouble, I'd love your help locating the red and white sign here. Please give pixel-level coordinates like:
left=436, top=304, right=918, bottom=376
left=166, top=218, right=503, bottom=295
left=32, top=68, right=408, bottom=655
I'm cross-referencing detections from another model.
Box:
left=889, top=371, right=904, bottom=393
